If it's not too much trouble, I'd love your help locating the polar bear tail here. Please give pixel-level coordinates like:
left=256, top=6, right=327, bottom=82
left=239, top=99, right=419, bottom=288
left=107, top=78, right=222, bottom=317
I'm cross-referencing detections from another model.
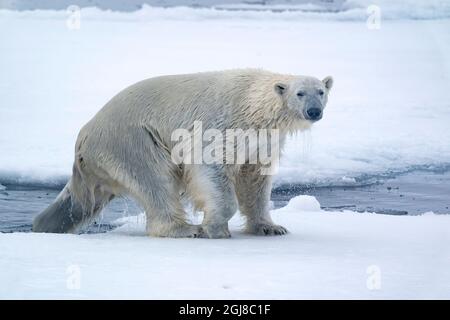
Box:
left=32, top=181, right=84, bottom=233
left=32, top=163, right=113, bottom=233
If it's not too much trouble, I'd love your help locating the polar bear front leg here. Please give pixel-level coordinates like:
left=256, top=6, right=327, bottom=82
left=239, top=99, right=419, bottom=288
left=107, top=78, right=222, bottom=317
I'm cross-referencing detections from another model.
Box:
left=185, top=165, right=238, bottom=238
left=235, top=165, right=288, bottom=236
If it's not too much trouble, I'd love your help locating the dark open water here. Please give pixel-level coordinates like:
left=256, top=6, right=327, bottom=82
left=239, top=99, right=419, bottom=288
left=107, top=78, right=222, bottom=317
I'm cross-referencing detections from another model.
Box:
left=1, top=168, right=449, bottom=233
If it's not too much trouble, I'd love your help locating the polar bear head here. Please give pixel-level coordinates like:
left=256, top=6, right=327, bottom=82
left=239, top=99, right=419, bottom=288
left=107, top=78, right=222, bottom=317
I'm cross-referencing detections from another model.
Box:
left=274, top=76, right=333, bottom=122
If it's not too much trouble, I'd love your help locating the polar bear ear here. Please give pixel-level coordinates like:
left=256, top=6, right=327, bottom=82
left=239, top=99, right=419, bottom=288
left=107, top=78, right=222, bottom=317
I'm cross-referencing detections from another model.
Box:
left=322, top=76, right=333, bottom=90
left=274, top=83, right=288, bottom=96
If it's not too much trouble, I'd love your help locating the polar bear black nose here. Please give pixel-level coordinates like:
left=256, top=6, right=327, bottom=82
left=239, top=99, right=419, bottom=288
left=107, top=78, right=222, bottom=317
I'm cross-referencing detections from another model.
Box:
left=306, top=108, right=322, bottom=120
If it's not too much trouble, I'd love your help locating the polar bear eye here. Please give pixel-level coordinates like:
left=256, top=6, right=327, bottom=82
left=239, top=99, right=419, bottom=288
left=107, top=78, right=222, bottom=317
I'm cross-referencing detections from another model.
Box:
left=318, top=90, right=324, bottom=96
left=297, top=91, right=305, bottom=97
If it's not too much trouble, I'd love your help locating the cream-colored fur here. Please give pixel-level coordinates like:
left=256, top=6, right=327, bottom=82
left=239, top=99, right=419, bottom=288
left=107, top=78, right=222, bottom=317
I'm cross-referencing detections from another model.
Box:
left=32, top=69, right=333, bottom=238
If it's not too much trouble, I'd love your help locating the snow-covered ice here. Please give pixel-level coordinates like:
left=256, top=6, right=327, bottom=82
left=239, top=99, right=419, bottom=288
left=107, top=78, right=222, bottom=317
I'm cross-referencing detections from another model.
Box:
left=1, top=2, right=450, bottom=299
left=1, top=195, right=449, bottom=299
left=1, top=4, right=450, bottom=187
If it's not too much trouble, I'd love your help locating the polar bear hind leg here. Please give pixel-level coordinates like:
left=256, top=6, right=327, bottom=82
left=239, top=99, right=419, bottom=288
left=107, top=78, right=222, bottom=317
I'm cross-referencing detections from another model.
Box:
left=113, top=126, right=201, bottom=238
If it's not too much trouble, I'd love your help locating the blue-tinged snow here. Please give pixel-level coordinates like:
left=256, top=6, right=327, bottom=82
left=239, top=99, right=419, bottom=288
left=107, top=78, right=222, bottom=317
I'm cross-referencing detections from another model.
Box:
left=2, top=1, right=450, bottom=20
left=1, top=5, right=450, bottom=187
left=1, top=195, right=449, bottom=299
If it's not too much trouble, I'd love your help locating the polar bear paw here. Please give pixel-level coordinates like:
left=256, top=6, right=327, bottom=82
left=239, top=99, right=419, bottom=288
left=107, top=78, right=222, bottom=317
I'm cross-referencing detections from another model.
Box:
left=148, top=223, right=203, bottom=238
left=198, top=223, right=231, bottom=239
left=249, top=223, right=288, bottom=236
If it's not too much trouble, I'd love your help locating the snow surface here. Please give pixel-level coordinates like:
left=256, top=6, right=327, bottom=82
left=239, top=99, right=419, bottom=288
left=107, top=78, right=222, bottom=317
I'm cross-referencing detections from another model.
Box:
left=1, top=5, right=450, bottom=187
left=1, top=4, right=450, bottom=299
left=3, top=1, right=450, bottom=20
left=0, top=195, right=449, bottom=299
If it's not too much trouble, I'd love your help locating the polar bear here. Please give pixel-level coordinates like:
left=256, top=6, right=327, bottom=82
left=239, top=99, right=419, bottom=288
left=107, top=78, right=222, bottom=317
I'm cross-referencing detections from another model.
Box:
left=33, top=69, right=333, bottom=238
